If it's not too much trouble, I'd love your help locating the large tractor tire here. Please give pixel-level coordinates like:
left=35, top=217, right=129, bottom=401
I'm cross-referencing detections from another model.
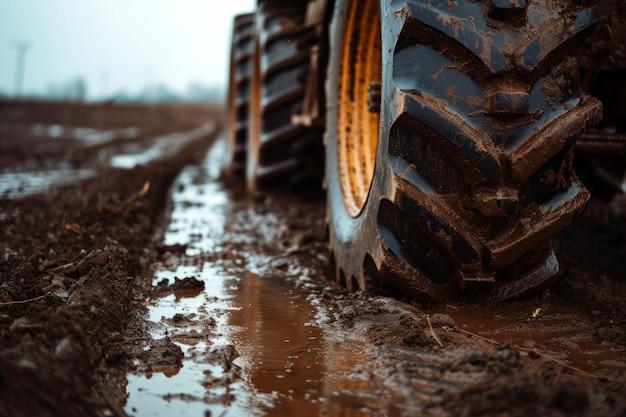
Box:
left=247, top=1, right=323, bottom=193
left=326, top=0, right=603, bottom=302
left=226, top=13, right=256, bottom=176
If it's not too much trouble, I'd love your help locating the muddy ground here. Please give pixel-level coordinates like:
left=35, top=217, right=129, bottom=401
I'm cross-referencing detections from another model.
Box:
left=0, top=101, right=624, bottom=417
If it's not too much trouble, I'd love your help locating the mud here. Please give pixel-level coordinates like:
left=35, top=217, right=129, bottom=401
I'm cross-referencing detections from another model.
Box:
left=0, top=101, right=625, bottom=416
left=0, top=101, right=221, bottom=417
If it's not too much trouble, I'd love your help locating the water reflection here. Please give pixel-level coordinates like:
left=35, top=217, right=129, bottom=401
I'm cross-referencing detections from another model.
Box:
left=227, top=271, right=326, bottom=415
left=125, top=136, right=379, bottom=416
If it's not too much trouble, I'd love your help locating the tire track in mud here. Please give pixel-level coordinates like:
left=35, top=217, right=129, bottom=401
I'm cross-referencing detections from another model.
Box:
left=124, top=136, right=470, bottom=416
left=0, top=109, right=222, bottom=417
left=0, top=121, right=215, bottom=198
left=124, top=136, right=626, bottom=416
left=125, top=137, right=380, bottom=416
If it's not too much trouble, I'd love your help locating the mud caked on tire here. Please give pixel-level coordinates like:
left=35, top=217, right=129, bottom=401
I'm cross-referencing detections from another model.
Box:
left=246, top=1, right=323, bottom=193
left=326, top=0, right=603, bottom=302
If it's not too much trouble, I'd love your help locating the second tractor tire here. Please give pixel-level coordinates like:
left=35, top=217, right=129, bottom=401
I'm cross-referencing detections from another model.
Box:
left=247, top=1, right=323, bottom=193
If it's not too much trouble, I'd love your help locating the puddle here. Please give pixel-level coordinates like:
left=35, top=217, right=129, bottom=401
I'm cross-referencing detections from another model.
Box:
left=443, top=304, right=626, bottom=376
left=125, top=137, right=381, bottom=416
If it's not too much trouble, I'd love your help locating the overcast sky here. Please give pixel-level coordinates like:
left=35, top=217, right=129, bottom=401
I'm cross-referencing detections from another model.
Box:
left=0, top=0, right=255, bottom=99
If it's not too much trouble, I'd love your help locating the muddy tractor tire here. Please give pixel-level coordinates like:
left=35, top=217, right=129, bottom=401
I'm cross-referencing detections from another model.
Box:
left=246, top=1, right=323, bottom=193
left=227, top=13, right=256, bottom=176
left=326, top=0, right=603, bottom=301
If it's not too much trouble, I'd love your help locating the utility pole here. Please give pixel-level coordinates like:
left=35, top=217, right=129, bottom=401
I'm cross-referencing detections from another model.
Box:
left=13, top=41, right=29, bottom=99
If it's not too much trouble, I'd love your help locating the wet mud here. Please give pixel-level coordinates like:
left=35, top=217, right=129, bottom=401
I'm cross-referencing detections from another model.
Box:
left=0, top=101, right=625, bottom=416
left=125, top=139, right=626, bottom=416
left=0, top=101, right=221, bottom=417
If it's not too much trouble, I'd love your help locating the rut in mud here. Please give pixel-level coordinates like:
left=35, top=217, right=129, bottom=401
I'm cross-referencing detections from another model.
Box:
left=0, top=101, right=624, bottom=417
left=125, top=137, right=626, bottom=416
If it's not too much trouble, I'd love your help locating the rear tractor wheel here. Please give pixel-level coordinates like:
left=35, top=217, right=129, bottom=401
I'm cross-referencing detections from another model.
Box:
left=247, top=1, right=324, bottom=194
left=226, top=13, right=255, bottom=176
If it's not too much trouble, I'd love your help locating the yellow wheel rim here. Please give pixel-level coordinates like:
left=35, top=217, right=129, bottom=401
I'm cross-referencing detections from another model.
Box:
left=337, top=0, right=382, bottom=217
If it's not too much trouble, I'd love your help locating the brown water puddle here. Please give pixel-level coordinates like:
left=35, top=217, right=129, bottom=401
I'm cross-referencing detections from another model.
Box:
left=442, top=303, right=626, bottom=378
left=124, top=138, right=384, bottom=416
